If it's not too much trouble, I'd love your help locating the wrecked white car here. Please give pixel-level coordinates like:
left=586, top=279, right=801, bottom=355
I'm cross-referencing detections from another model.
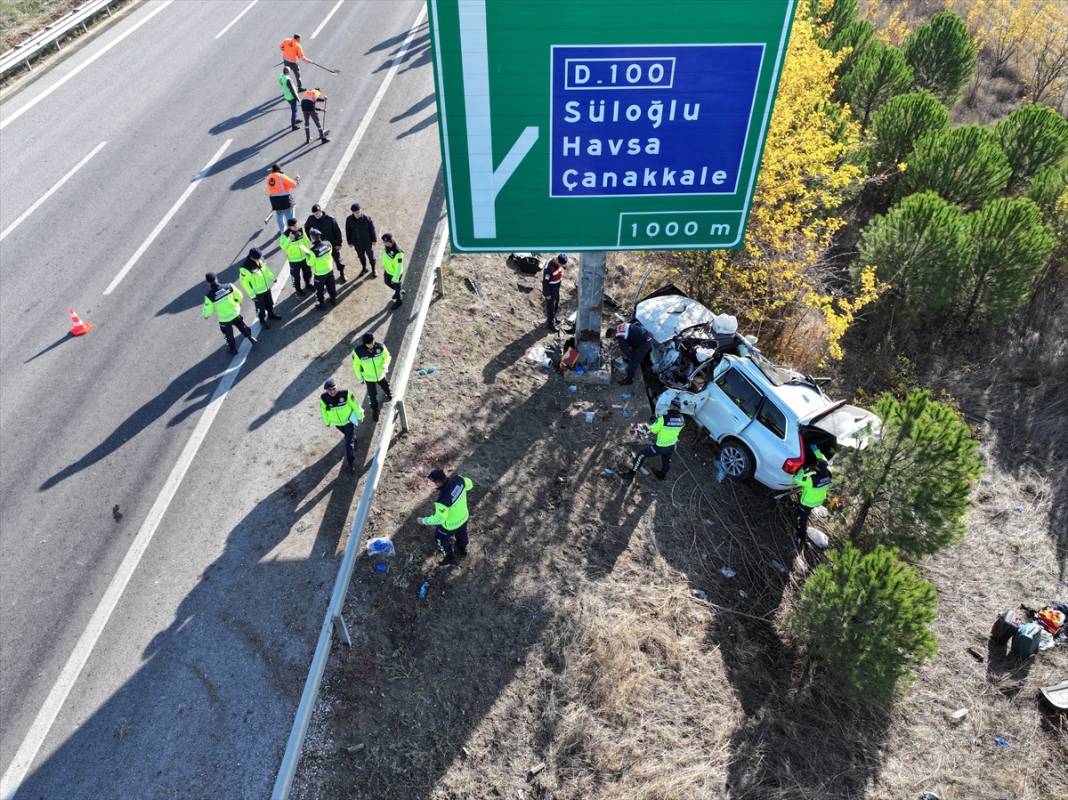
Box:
left=634, top=286, right=880, bottom=491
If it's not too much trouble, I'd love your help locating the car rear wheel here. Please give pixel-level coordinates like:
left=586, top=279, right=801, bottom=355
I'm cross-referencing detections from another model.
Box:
left=719, top=439, right=755, bottom=481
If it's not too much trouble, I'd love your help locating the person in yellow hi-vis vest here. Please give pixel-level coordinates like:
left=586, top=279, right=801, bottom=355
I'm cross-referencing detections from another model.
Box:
left=381, top=232, right=405, bottom=308
left=238, top=248, right=281, bottom=329
left=418, top=468, right=473, bottom=566
left=202, top=272, right=257, bottom=355
left=352, top=332, right=393, bottom=421
left=319, top=378, right=364, bottom=473
left=625, top=396, right=685, bottom=481
left=794, top=445, right=832, bottom=547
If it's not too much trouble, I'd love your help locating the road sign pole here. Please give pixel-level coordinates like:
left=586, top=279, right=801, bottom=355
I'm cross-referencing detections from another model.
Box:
left=576, top=251, right=607, bottom=369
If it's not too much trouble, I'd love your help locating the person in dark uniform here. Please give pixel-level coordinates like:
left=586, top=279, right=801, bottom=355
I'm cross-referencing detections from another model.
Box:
left=541, top=253, right=566, bottom=332
left=625, top=396, right=685, bottom=480
left=300, top=87, right=329, bottom=144
left=302, top=228, right=338, bottom=308
left=305, top=204, right=345, bottom=282
left=238, top=248, right=282, bottom=328
left=202, top=272, right=257, bottom=355
left=418, top=468, right=474, bottom=566
left=609, top=320, right=654, bottom=385
left=345, top=203, right=378, bottom=277
left=319, top=378, right=364, bottom=473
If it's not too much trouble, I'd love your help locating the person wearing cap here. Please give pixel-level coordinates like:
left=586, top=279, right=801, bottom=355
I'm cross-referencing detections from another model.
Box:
left=381, top=233, right=405, bottom=307
left=279, top=33, right=308, bottom=91
left=280, top=218, right=312, bottom=296
left=609, top=319, right=654, bottom=385
left=266, top=164, right=299, bottom=234
left=279, top=66, right=299, bottom=131
left=345, top=203, right=377, bottom=277
left=418, top=469, right=474, bottom=566
left=541, top=253, right=567, bottom=332
left=305, top=204, right=345, bottom=281
left=794, top=445, right=832, bottom=548
left=352, top=332, right=393, bottom=421
left=301, top=227, right=337, bottom=308
left=319, top=378, right=364, bottom=473
left=301, top=87, right=329, bottom=144
left=625, top=396, right=685, bottom=481
left=239, top=248, right=281, bottom=328
left=202, top=272, right=257, bottom=355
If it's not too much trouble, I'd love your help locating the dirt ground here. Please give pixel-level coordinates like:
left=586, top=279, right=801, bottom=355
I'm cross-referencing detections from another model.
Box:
left=290, top=252, right=1067, bottom=800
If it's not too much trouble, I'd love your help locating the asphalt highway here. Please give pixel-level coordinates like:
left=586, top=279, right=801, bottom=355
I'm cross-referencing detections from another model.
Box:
left=0, top=1, right=441, bottom=796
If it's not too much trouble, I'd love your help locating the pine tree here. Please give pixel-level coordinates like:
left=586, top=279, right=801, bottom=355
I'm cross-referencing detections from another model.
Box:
left=903, top=125, right=1011, bottom=209
left=839, top=40, right=913, bottom=130
left=870, top=90, right=949, bottom=169
left=903, top=11, right=977, bottom=104
left=1026, top=161, right=1068, bottom=220
left=784, top=544, right=938, bottom=701
left=962, top=197, right=1056, bottom=327
left=840, top=389, right=984, bottom=557
left=807, top=0, right=859, bottom=46
left=995, top=103, right=1068, bottom=193
left=857, top=191, right=972, bottom=315
left=827, top=18, right=876, bottom=77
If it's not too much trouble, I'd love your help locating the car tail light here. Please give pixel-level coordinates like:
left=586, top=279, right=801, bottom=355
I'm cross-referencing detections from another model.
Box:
left=782, top=434, right=805, bottom=474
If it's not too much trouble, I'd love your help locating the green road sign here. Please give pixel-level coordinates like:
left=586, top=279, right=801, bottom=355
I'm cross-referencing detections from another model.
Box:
left=427, top=0, right=797, bottom=252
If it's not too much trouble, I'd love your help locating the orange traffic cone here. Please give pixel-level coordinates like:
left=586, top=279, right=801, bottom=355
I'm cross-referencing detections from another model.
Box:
left=68, top=307, right=93, bottom=336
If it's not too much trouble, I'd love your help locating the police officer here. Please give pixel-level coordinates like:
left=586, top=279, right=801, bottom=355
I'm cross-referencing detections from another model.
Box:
left=280, top=218, right=312, bottom=296
left=626, top=396, right=685, bottom=481
left=542, top=253, right=566, bottom=332
left=352, top=332, right=393, bottom=421
left=319, top=378, right=364, bottom=473
left=345, top=203, right=377, bottom=277
left=794, top=445, right=832, bottom=547
left=381, top=232, right=405, bottom=307
left=238, top=248, right=281, bottom=328
left=265, top=163, right=298, bottom=234
left=418, top=468, right=474, bottom=566
left=305, top=204, right=345, bottom=281
left=279, top=33, right=308, bottom=91
left=302, top=227, right=337, bottom=308
left=202, top=272, right=257, bottom=355
left=301, top=87, right=329, bottom=144
left=609, top=319, right=654, bottom=385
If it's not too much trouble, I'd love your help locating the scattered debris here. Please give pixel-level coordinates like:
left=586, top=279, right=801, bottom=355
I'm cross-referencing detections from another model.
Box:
left=966, top=646, right=985, bottom=663
left=461, top=746, right=471, bottom=758
left=344, top=743, right=365, bottom=754
left=770, top=560, right=787, bottom=574
left=528, top=762, right=546, bottom=778
left=567, top=385, right=577, bottom=393
left=739, top=590, right=748, bottom=599
left=691, top=589, right=708, bottom=601
left=465, top=277, right=483, bottom=297
left=418, top=581, right=429, bottom=600
left=949, top=708, right=969, bottom=721
left=720, top=566, right=736, bottom=579
left=993, top=736, right=1010, bottom=748
left=807, top=527, right=830, bottom=548
left=111, top=504, right=123, bottom=522
left=601, top=468, right=615, bottom=477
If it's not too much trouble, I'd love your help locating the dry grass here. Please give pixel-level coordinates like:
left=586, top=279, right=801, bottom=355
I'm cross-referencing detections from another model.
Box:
left=0, top=0, right=79, bottom=53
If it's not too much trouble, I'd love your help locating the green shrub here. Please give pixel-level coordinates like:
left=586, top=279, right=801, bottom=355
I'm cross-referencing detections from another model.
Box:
left=785, top=543, right=938, bottom=702
left=807, top=0, right=859, bottom=46
left=840, top=40, right=913, bottom=130
left=1027, top=161, right=1068, bottom=220
left=827, top=18, right=876, bottom=77
left=857, top=191, right=972, bottom=315
left=903, top=125, right=1011, bottom=209
left=995, top=104, right=1068, bottom=193
left=903, top=11, right=976, bottom=105
left=840, top=389, right=983, bottom=557
left=963, top=197, right=1056, bottom=326
left=870, top=90, right=949, bottom=169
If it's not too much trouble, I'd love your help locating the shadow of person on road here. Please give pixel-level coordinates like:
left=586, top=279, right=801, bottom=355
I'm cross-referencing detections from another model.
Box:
left=18, top=442, right=372, bottom=799
left=390, top=94, right=434, bottom=123
left=372, top=33, right=430, bottom=73
left=209, top=96, right=285, bottom=135
left=365, top=21, right=427, bottom=55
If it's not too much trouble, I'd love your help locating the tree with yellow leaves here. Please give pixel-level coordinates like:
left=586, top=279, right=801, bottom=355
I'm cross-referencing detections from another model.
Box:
left=673, top=10, right=871, bottom=367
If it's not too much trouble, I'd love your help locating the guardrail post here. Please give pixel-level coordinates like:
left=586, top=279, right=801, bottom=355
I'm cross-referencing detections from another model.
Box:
left=332, top=614, right=351, bottom=647
left=24, top=58, right=32, bottom=71
left=396, top=399, right=409, bottom=433
left=435, top=264, right=444, bottom=297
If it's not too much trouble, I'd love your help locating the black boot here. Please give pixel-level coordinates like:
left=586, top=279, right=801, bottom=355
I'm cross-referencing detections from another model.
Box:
left=439, top=552, right=456, bottom=567
left=338, top=270, right=347, bottom=284
left=268, top=312, right=282, bottom=320
left=456, top=543, right=468, bottom=558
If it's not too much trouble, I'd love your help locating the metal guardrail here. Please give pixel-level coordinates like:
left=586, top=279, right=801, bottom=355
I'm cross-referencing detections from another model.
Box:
left=271, top=218, right=449, bottom=800
left=0, top=0, right=121, bottom=78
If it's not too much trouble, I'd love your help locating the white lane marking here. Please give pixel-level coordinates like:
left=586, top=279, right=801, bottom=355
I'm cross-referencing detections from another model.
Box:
left=0, top=142, right=107, bottom=242
left=0, top=0, right=175, bottom=132
left=318, top=3, right=428, bottom=206
left=311, top=0, right=345, bottom=38
left=214, top=0, right=258, bottom=40
left=0, top=7, right=428, bottom=796
left=103, top=139, right=232, bottom=295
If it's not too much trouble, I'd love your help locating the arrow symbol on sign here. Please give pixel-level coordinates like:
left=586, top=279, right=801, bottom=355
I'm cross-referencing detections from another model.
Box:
left=458, top=0, right=539, bottom=239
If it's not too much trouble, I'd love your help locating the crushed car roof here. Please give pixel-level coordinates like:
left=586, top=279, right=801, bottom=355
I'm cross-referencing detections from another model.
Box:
left=634, top=295, right=716, bottom=343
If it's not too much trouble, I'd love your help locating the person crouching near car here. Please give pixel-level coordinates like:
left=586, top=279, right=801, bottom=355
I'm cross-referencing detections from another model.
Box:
left=609, top=319, right=654, bottom=385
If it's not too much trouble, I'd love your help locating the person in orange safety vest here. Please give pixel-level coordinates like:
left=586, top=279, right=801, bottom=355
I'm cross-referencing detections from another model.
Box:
left=279, top=34, right=309, bottom=91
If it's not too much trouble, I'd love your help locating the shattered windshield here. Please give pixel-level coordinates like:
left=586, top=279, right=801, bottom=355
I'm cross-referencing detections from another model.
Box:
left=749, top=351, right=812, bottom=388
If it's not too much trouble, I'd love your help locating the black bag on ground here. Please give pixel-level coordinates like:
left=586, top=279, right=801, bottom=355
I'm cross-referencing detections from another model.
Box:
left=991, top=609, right=1021, bottom=646
left=507, top=253, right=541, bottom=275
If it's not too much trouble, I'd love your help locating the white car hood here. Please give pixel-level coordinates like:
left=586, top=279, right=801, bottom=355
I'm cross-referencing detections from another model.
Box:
left=634, top=295, right=716, bottom=344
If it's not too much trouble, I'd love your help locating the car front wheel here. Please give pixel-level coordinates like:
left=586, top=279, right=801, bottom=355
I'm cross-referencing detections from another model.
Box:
left=719, top=439, right=755, bottom=481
